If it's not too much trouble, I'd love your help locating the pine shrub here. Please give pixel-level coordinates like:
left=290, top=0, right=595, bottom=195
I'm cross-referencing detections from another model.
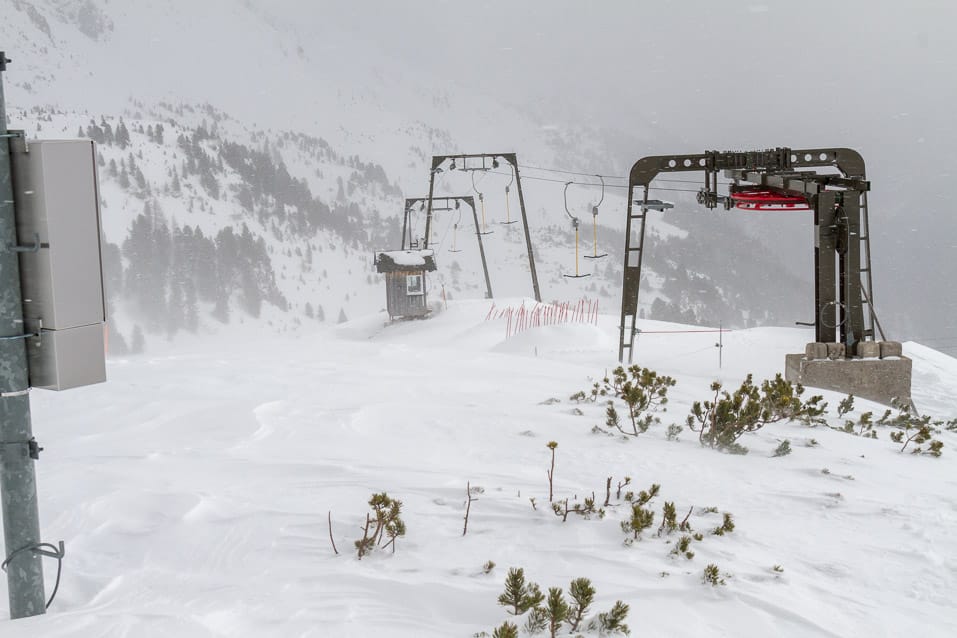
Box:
left=566, top=577, right=596, bottom=632
left=523, top=607, right=549, bottom=635
left=491, top=622, right=518, bottom=638
left=579, top=366, right=675, bottom=436
left=658, top=501, right=677, bottom=536
left=354, top=492, right=406, bottom=559
left=702, top=563, right=725, bottom=586
left=621, top=484, right=659, bottom=540
left=713, top=512, right=735, bottom=536
left=880, top=399, right=946, bottom=456
left=670, top=534, right=695, bottom=560
left=498, top=568, right=544, bottom=616
left=687, top=374, right=826, bottom=453
left=544, top=587, right=569, bottom=638
left=773, top=440, right=792, bottom=457
left=837, top=394, right=855, bottom=418
left=588, top=600, right=630, bottom=635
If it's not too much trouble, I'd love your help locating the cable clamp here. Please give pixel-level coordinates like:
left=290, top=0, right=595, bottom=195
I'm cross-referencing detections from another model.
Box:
left=7, top=233, right=49, bottom=253
left=0, top=436, right=43, bottom=459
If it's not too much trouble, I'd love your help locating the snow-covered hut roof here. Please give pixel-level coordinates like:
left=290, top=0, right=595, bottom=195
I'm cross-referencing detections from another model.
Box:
left=375, top=249, right=437, bottom=273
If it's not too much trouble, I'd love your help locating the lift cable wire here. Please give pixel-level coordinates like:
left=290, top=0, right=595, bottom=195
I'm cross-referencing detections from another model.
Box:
left=517, top=163, right=728, bottom=185
left=486, top=169, right=701, bottom=193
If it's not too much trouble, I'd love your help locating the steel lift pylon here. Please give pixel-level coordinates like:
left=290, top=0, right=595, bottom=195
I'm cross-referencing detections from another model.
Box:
left=618, top=147, right=883, bottom=363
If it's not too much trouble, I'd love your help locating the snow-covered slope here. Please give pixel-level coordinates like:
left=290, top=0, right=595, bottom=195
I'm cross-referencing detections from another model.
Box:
left=4, top=302, right=955, bottom=636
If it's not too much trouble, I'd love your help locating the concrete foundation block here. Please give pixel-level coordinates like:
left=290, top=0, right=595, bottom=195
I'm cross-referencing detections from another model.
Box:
left=826, top=343, right=845, bottom=360
left=805, top=342, right=829, bottom=360
left=880, top=341, right=903, bottom=358
left=856, top=341, right=881, bottom=359
left=784, top=353, right=912, bottom=408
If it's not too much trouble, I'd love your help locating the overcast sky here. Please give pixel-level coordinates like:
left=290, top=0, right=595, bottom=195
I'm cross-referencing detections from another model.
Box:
left=267, top=0, right=956, bottom=151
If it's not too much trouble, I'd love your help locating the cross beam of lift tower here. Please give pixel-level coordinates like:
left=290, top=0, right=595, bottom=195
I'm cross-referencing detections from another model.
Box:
left=618, top=147, right=910, bottom=408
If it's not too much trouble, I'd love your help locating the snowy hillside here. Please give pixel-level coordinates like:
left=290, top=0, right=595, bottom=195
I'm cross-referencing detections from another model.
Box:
left=4, top=302, right=956, bottom=637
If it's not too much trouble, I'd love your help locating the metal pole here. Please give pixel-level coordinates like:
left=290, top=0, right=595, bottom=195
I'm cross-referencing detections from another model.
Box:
left=0, top=52, right=47, bottom=619
left=400, top=200, right=410, bottom=250
left=466, top=197, right=494, bottom=299
left=423, top=160, right=439, bottom=249
left=718, top=322, right=723, bottom=369
left=508, top=156, right=542, bottom=302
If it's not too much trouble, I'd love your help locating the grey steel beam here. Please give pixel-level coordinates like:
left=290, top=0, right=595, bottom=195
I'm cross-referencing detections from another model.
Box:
left=839, top=192, right=865, bottom=349
left=815, top=191, right=839, bottom=343
left=508, top=156, right=542, bottom=302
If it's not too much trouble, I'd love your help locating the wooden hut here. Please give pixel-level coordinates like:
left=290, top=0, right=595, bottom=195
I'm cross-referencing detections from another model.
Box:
left=374, top=249, right=437, bottom=320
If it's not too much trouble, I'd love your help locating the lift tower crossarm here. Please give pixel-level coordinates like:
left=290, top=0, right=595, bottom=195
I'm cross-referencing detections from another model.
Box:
left=628, top=148, right=865, bottom=185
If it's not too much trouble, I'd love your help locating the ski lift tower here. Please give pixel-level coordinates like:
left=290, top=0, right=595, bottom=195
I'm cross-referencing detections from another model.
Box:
left=424, top=153, right=541, bottom=302
left=618, top=147, right=911, bottom=408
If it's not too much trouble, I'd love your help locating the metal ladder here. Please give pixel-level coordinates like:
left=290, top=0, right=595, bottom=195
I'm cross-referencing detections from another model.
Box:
left=858, top=190, right=886, bottom=340
left=618, top=195, right=672, bottom=363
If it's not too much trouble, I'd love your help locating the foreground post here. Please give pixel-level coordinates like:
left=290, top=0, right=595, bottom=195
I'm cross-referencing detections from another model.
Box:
left=0, top=52, right=47, bottom=619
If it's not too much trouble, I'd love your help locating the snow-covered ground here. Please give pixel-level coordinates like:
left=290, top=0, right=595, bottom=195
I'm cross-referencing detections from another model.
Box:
left=4, top=299, right=957, bottom=637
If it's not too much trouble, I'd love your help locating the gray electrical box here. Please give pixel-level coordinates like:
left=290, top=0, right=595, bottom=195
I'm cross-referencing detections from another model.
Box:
left=9, top=134, right=107, bottom=390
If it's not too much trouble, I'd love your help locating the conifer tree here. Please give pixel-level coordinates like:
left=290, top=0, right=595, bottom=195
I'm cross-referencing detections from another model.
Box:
left=658, top=501, right=677, bottom=536
left=523, top=607, right=548, bottom=635
left=354, top=492, right=406, bottom=559
left=100, top=116, right=114, bottom=144
left=621, top=483, right=659, bottom=540
left=566, top=577, right=595, bottom=632
left=497, top=568, right=544, bottom=616
left=544, top=587, right=569, bottom=638
left=115, top=118, right=130, bottom=148
left=589, top=601, right=630, bottom=635
left=491, top=622, right=518, bottom=638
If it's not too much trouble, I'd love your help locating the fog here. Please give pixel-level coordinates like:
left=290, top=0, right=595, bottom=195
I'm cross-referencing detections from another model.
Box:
left=7, top=0, right=953, bottom=349
left=266, top=0, right=955, bottom=346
